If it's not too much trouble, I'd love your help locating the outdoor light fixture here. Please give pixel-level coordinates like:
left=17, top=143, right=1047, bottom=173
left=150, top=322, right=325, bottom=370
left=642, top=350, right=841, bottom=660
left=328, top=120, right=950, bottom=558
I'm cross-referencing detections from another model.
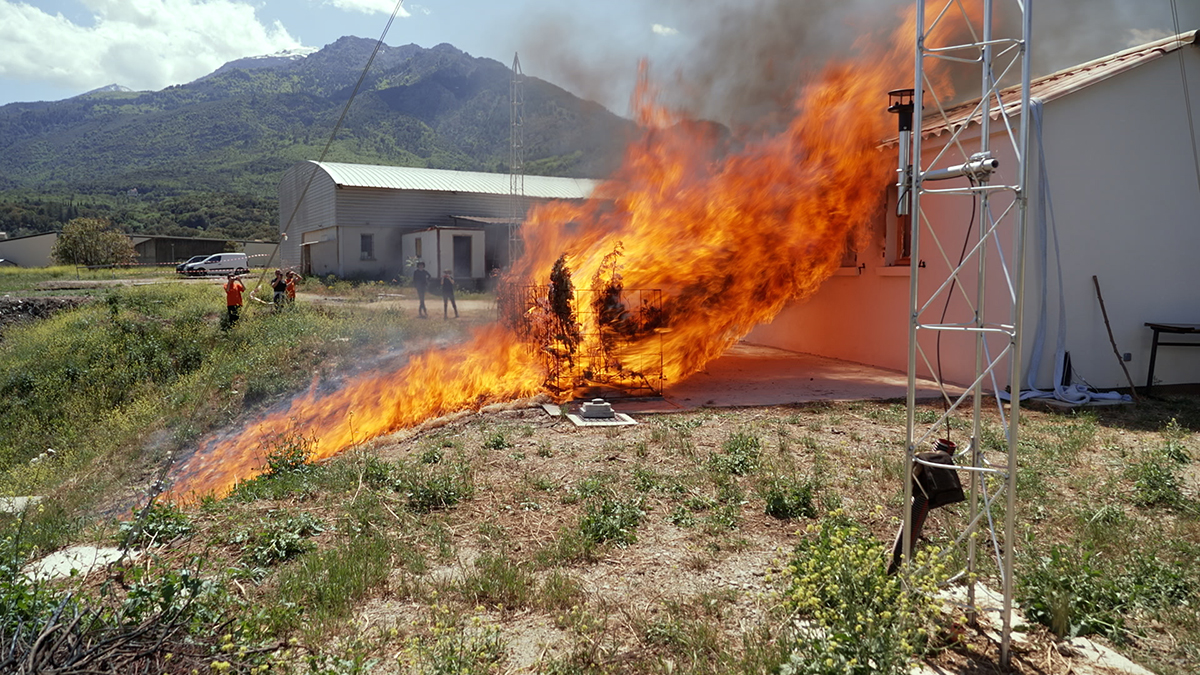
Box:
left=923, top=151, right=1000, bottom=182
left=887, top=88, right=915, bottom=217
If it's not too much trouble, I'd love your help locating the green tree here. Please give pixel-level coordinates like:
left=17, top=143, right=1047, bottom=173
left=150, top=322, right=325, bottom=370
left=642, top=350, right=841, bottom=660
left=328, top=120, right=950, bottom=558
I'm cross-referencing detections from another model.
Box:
left=51, top=218, right=137, bottom=266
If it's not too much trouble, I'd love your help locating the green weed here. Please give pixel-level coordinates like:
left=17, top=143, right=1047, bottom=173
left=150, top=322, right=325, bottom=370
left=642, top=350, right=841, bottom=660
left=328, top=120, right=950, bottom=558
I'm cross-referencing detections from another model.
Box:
left=579, top=496, right=646, bottom=546
left=708, top=432, right=761, bottom=476
left=120, top=501, right=193, bottom=547
left=455, top=552, right=535, bottom=610
left=401, top=603, right=504, bottom=675
left=233, top=511, right=324, bottom=566
left=276, top=534, right=392, bottom=628
left=1019, top=545, right=1193, bottom=640
left=761, top=476, right=817, bottom=520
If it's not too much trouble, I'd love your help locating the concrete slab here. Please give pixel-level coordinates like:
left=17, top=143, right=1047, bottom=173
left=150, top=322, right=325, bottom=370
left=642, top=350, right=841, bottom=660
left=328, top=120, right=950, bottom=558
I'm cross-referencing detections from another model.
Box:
left=663, top=342, right=960, bottom=408
left=564, top=412, right=637, bottom=427
left=0, top=495, right=43, bottom=514
left=24, top=545, right=134, bottom=582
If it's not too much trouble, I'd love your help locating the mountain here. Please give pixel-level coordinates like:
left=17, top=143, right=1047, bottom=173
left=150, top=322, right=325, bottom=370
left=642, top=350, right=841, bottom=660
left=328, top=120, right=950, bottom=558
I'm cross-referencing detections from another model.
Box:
left=79, top=84, right=135, bottom=97
left=0, top=38, right=633, bottom=202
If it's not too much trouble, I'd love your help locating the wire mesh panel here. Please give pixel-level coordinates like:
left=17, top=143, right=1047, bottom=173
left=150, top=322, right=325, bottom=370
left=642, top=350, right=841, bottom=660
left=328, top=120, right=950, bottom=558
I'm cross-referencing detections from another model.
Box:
left=503, top=284, right=664, bottom=396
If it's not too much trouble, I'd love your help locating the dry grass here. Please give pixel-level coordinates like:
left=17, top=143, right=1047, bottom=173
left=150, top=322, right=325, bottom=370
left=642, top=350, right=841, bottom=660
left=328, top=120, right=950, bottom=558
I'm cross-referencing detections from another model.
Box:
left=86, top=394, right=1194, bottom=674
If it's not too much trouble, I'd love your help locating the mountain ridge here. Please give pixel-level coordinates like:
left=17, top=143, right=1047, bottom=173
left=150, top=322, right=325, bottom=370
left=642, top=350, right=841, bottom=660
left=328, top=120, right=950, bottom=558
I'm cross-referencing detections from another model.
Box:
left=0, top=38, right=633, bottom=201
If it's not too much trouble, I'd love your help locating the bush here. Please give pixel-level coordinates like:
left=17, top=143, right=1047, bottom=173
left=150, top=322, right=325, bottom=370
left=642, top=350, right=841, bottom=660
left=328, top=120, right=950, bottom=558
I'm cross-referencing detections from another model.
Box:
left=51, top=217, right=136, bottom=266
left=1018, top=545, right=1193, bottom=640
left=763, top=476, right=817, bottom=520
left=579, top=495, right=645, bottom=546
left=779, top=512, right=944, bottom=675
left=708, top=432, right=761, bottom=476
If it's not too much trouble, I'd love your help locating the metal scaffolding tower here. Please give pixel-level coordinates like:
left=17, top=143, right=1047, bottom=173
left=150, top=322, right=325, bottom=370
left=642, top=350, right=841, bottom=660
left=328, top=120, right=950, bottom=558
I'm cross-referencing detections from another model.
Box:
left=900, top=0, right=1031, bottom=667
left=509, top=52, right=525, bottom=267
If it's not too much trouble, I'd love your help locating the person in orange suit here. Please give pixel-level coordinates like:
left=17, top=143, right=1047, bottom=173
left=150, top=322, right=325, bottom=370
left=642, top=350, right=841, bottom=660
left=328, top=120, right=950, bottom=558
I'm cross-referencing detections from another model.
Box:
left=285, top=270, right=300, bottom=305
left=223, top=273, right=245, bottom=330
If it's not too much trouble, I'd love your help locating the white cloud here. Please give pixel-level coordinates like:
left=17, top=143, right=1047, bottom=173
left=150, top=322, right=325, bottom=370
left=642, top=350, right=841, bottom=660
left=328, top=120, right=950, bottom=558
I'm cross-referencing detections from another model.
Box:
left=1125, top=28, right=1172, bottom=47
left=0, top=0, right=302, bottom=94
left=322, top=0, right=411, bottom=16
left=651, top=23, right=678, bottom=37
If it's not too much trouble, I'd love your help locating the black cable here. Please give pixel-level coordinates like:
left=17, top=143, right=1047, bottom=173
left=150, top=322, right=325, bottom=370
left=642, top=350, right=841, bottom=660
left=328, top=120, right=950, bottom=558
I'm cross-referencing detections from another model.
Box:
left=255, top=0, right=408, bottom=291
left=1169, top=0, right=1200, bottom=199
left=113, top=0, right=409, bottom=569
left=935, top=176, right=978, bottom=442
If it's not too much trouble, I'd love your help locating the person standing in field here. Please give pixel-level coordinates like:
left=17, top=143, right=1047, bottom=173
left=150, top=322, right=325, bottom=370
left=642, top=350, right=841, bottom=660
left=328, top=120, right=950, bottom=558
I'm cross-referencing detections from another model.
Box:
left=223, top=273, right=245, bottom=330
left=270, top=269, right=287, bottom=310
left=411, top=261, right=431, bottom=318
left=441, top=269, right=458, bottom=319
left=285, top=270, right=300, bottom=305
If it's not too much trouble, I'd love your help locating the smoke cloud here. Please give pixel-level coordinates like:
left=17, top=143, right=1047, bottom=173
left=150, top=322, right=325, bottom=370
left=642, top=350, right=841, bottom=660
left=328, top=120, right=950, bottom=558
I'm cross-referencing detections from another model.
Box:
left=521, top=0, right=1200, bottom=126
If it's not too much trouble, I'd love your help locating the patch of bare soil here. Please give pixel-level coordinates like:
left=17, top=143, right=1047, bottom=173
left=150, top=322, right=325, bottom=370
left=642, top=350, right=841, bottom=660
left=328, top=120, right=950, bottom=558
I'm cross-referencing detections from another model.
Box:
left=330, top=401, right=1178, bottom=674
left=0, top=295, right=91, bottom=335
left=111, top=394, right=1195, bottom=674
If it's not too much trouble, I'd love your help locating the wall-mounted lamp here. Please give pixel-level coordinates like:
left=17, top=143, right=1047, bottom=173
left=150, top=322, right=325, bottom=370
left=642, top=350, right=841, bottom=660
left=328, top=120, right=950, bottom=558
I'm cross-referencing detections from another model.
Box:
left=887, top=89, right=915, bottom=217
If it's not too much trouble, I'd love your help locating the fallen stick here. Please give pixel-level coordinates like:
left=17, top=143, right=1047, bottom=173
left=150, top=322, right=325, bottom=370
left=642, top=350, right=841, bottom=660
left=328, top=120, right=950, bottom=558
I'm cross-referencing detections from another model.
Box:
left=1092, top=275, right=1140, bottom=402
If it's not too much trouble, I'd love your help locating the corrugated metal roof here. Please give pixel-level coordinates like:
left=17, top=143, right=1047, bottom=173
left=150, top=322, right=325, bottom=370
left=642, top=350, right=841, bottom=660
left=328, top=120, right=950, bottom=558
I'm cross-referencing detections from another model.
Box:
left=312, top=161, right=600, bottom=200
left=911, top=29, right=1197, bottom=140
left=450, top=215, right=520, bottom=224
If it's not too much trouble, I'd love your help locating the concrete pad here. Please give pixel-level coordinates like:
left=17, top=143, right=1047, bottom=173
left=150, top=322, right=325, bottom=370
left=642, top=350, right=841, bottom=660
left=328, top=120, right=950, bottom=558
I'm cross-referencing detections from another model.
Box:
left=1061, top=637, right=1156, bottom=675
left=664, top=342, right=960, bottom=408
left=564, top=412, right=637, bottom=427
left=0, top=495, right=43, bottom=514
left=24, top=545, right=134, bottom=582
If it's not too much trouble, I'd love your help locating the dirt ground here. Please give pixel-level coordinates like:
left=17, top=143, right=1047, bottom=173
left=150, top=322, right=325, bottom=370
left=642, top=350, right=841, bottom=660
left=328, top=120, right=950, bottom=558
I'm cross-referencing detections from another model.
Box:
left=308, top=397, right=1166, bottom=675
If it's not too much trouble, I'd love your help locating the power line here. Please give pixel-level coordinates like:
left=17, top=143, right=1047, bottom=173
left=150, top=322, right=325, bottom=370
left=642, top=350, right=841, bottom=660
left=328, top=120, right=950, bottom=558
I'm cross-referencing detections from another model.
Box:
left=257, top=0, right=408, bottom=290
left=120, top=0, right=408, bottom=557
left=1170, top=0, right=1200, bottom=198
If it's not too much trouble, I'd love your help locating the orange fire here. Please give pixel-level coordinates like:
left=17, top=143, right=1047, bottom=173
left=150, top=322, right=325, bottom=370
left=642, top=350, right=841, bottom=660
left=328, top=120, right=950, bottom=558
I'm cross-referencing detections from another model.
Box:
left=168, top=4, right=977, bottom=500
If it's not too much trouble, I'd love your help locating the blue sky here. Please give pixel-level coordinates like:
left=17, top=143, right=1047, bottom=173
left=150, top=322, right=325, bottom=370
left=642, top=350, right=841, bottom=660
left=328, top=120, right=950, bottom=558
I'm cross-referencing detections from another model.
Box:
left=1, top=1, right=1196, bottom=118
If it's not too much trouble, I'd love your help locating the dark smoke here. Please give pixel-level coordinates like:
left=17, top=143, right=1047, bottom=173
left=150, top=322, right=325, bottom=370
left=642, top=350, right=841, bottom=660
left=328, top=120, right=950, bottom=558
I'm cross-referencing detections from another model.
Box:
left=519, top=0, right=1199, bottom=127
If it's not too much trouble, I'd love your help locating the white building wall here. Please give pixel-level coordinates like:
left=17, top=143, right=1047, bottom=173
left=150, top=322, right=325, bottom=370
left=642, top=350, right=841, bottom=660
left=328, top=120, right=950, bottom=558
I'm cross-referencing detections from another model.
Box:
left=1033, top=54, right=1200, bottom=388
left=401, top=230, right=440, bottom=276
left=278, top=163, right=337, bottom=270
left=435, top=229, right=486, bottom=280
left=750, top=47, right=1200, bottom=389
left=0, top=233, right=57, bottom=267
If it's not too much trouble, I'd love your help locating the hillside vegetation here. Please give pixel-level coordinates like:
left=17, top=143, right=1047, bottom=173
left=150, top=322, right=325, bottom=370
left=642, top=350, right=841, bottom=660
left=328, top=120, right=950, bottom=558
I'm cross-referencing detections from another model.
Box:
left=1, top=271, right=1198, bottom=675
left=0, top=38, right=633, bottom=240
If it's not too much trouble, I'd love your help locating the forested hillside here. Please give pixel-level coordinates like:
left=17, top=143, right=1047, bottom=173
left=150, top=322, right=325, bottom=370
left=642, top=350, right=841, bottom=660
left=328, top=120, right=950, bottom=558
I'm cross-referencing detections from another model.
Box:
left=0, top=38, right=632, bottom=240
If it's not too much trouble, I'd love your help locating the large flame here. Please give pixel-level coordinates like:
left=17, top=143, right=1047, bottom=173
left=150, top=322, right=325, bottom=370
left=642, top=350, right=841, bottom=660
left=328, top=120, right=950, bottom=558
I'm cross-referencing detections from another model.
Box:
left=169, top=4, right=977, bottom=499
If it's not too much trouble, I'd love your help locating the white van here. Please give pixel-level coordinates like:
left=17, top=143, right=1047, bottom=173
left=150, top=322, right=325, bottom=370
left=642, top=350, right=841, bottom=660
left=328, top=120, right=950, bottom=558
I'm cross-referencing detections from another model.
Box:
left=185, top=253, right=249, bottom=276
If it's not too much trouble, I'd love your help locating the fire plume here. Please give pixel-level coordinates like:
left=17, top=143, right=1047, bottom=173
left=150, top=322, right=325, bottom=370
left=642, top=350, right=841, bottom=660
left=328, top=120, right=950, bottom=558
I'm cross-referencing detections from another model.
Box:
left=169, top=4, right=977, bottom=500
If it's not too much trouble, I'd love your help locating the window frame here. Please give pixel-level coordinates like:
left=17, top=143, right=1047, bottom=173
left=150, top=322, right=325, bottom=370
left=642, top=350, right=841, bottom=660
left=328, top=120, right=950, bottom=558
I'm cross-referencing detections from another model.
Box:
left=883, top=185, right=912, bottom=267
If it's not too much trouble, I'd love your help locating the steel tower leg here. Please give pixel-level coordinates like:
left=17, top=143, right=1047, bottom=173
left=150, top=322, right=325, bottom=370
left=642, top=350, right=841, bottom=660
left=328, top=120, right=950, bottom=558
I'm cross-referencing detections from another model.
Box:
left=902, top=0, right=1031, bottom=668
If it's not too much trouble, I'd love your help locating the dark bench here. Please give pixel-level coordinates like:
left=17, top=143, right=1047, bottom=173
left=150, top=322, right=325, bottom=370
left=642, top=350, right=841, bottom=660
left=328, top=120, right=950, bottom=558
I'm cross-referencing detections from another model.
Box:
left=1145, top=323, right=1200, bottom=392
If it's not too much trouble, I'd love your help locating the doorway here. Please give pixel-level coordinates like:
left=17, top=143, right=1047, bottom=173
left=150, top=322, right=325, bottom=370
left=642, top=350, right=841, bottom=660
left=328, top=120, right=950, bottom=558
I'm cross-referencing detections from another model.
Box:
left=453, top=236, right=471, bottom=279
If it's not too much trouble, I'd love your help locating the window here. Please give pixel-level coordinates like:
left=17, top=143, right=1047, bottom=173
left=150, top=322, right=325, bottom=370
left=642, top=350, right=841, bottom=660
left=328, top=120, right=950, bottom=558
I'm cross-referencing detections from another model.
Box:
left=840, top=231, right=858, bottom=268
left=414, top=238, right=423, bottom=258
left=360, top=233, right=374, bottom=261
left=884, top=185, right=912, bottom=266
